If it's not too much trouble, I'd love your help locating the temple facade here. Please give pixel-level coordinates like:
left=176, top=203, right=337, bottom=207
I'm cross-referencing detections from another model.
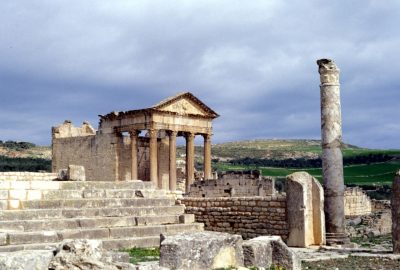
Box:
left=52, top=92, right=219, bottom=191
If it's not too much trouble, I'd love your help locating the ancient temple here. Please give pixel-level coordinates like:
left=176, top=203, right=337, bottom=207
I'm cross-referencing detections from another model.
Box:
left=52, top=92, right=219, bottom=191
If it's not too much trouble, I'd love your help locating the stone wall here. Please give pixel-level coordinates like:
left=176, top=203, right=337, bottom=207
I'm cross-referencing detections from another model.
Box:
left=181, top=196, right=288, bottom=240
left=344, top=187, right=372, bottom=217
left=188, top=171, right=275, bottom=197
left=52, top=122, right=170, bottom=182
left=0, top=172, right=57, bottom=181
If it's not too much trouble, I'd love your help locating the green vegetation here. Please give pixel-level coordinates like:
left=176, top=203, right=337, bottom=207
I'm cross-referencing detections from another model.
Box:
left=121, top=247, right=160, bottom=264
left=0, top=140, right=35, bottom=151
left=0, top=156, right=51, bottom=172
left=214, top=159, right=400, bottom=185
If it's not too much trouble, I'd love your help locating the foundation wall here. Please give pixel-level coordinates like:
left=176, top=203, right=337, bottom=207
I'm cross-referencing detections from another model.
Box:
left=181, top=196, right=288, bottom=240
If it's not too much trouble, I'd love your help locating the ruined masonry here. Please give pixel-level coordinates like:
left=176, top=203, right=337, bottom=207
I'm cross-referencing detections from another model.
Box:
left=392, top=170, right=400, bottom=253
left=0, top=178, right=203, bottom=252
left=52, top=92, right=219, bottom=192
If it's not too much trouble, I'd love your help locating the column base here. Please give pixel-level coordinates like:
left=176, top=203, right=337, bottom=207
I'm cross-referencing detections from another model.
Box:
left=326, top=233, right=350, bottom=246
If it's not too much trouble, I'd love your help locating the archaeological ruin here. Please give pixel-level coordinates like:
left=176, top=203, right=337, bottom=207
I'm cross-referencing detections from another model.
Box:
left=52, top=92, right=219, bottom=192
left=318, top=59, right=350, bottom=245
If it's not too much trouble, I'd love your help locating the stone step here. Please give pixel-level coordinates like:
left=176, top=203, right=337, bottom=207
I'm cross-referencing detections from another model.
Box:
left=0, top=205, right=185, bottom=221
left=19, top=197, right=175, bottom=209
left=0, top=214, right=185, bottom=232
left=0, top=180, right=154, bottom=191
left=4, top=223, right=204, bottom=246
left=41, top=188, right=169, bottom=200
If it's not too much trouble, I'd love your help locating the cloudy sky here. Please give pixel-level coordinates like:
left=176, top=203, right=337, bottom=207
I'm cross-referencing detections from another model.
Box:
left=0, top=1, right=399, bottom=148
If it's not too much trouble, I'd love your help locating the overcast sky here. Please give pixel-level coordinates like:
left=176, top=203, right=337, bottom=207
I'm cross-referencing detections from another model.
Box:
left=0, top=1, right=399, bottom=148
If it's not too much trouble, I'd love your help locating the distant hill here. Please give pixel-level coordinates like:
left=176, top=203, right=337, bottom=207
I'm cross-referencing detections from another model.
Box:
left=0, top=141, right=51, bottom=172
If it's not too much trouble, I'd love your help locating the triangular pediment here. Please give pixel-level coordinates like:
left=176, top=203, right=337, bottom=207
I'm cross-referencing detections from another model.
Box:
left=152, top=92, right=219, bottom=118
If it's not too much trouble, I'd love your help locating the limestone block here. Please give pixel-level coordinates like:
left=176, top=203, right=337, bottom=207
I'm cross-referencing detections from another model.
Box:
left=9, top=190, right=27, bottom=200
left=392, top=171, right=400, bottom=253
left=27, top=190, right=42, bottom=200
left=243, top=236, right=300, bottom=270
left=179, top=214, right=195, bottom=224
left=286, top=172, right=325, bottom=247
left=68, top=165, right=86, bottom=181
left=31, top=181, right=60, bottom=190
left=8, top=199, right=20, bottom=210
left=160, top=231, right=244, bottom=270
left=0, top=233, right=7, bottom=246
left=57, top=169, right=68, bottom=180
left=0, top=250, right=54, bottom=270
left=0, top=190, right=8, bottom=199
left=48, top=239, right=123, bottom=270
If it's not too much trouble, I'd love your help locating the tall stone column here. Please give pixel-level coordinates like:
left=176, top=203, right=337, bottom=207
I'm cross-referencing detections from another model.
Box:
left=203, top=133, right=212, bottom=180
left=317, top=58, right=349, bottom=245
left=168, top=131, right=177, bottom=191
left=185, top=132, right=195, bottom=193
left=130, top=130, right=139, bottom=180
left=149, top=129, right=158, bottom=186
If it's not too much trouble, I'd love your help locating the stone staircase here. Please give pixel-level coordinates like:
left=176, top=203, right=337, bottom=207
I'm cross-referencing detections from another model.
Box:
left=0, top=180, right=203, bottom=252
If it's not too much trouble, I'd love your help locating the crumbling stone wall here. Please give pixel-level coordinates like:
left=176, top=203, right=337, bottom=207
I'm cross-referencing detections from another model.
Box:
left=344, top=187, right=372, bottom=217
left=182, top=196, right=288, bottom=240
left=188, top=170, right=275, bottom=197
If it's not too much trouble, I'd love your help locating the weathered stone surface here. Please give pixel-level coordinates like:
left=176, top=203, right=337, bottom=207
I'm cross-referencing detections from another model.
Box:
left=243, top=236, right=300, bottom=270
left=57, top=169, right=68, bottom=180
left=160, top=231, right=244, bottom=270
left=286, top=172, right=325, bottom=247
left=0, top=233, right=8, bottom=246
left=48, top=239, right=121, bottom=270
left=68, top=165, right=86, bottom=181
left=0, top=250, right=53, bottom=270
left=317, top=58, right=349, bottom=245
left=392, top=170, right=400, bottom=253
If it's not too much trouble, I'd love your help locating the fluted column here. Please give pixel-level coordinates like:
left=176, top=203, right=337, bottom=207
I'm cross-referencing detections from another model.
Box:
left=149, top=129, right=158, bottom=186
left=317, top=58, right=349, bottom=245
left=168, top=131, right=177, bottom=191
left=185, top=132, right=195, bottom=192
left=203, top=133, right=212, bottom=180
left=130, top=130, right=139, bottom=180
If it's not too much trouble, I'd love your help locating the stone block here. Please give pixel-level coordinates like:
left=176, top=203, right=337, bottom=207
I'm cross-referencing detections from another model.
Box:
left=179, top=214, right=195, bottom=224
left=0, top=250, right=54, bottom=270
left=0, top=190, right=8, bottom=200
left=160, top=231, right=244, bottom=270
left=8, top=200, right=20, bottom=210
left=26, top=190, right=42, bottom=200
left=68, top=165, right=86, bottom=181
left=10, top=181, right=30, bottom=190
left=31, top=181, right=60, bottom=190
left=0, top=233, right=7, bottom=246
left=9, top=190, right=27, bottom=200
left=57, top=169, right=68, bottom=180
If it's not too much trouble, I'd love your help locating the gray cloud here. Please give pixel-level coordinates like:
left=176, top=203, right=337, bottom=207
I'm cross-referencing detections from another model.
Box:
left=0, top=0, right=399, bottom=148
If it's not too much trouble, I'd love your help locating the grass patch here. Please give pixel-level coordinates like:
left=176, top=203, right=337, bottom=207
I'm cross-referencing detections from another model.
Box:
left=121, top=247, right=160, bottom=264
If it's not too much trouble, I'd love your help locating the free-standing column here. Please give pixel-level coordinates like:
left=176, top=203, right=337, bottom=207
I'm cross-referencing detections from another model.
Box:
left=149, top=129, right=158, bottom=186
left=168, top=131, right=177, bottom=191
left=185, top=132, right=195, bottom=193
left=130, top=130, right=139, bottom=180
left=317, top=58, right=349, bottom=245
left=203, top=133, right=212, bottom=180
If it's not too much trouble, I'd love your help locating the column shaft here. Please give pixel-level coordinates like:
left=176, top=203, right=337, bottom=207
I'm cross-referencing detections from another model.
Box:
left=168, top=131, right=177, bottom=191
left=203, top=133, right=212, bottom=180
left=149, top=129, right=158, bottom=186
left=317, top=58, right=349, bottom=245
left=185, top=132, right=195, bottom=192
left=130, top=130, right=139, bottom=180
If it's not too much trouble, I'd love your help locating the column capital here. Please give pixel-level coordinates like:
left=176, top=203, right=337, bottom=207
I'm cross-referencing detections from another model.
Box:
left=148, top=128, right=158, bottom=138
left=184, top=132, right=195, bottom=140
left=129, top=130, right=140, bottom=137
left=166, top=130, right=177, bottom=137
left=202, top=133, right=212, bottom=141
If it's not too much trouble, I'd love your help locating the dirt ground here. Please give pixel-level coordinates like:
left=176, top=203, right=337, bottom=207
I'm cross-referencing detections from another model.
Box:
left=302, top=256, right=400, bottom=270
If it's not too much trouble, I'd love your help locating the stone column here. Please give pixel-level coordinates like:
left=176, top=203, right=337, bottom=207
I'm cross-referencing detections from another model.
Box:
left=317, top=58, right=349, bottom=245
left=149, top=129, right=158, bottom=186
left=185, top=132, right=195, bottom=193
left=130, top=130, right=139, bottom=180
left=168, top=131, right=177, bottom=191
left=392, top=170, right=400, bottom=253
left=203, top=133, right=212, bottom=180
left=114, top=131, right=123, bottom=181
